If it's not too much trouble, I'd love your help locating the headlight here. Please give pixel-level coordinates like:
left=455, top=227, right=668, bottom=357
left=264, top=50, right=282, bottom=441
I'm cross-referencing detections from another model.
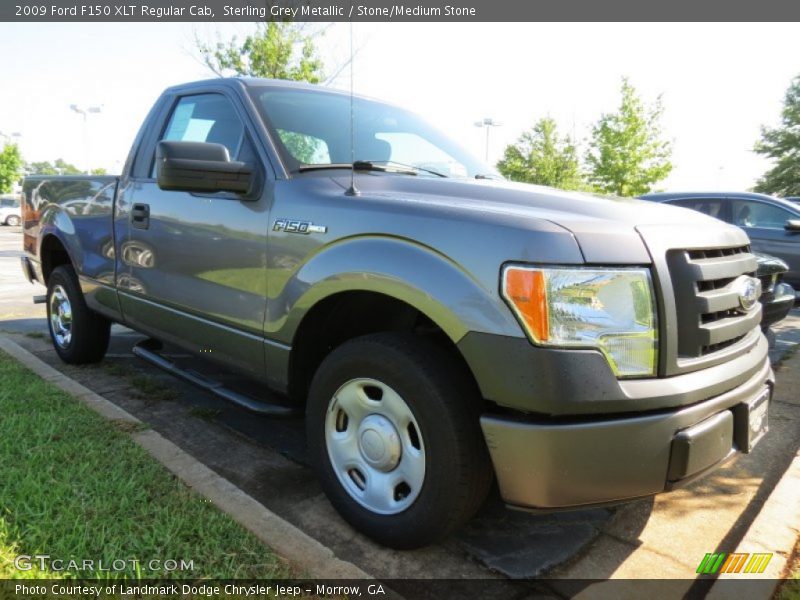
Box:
left=502, top=266, right=658, bottom=377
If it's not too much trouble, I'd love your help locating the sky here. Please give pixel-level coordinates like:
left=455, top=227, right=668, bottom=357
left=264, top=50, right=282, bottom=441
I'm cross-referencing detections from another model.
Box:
left=0, top=22, right=797, bottom=191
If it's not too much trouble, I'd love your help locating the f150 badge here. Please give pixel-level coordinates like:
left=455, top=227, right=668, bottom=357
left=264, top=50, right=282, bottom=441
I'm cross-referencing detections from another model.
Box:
left=273, top=219, right=327, bottom=234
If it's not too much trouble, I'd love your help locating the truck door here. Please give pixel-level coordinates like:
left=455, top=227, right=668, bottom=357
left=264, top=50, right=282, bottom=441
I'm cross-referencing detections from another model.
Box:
left=116, top=91, right=271, bottom=381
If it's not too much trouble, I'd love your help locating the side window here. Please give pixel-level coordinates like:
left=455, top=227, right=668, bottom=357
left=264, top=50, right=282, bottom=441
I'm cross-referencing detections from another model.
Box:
left=670, top=198, right=724, bottom=220
left=152, top=94, right=245, bottom=176
left=731, top=201, right=792, bottom=229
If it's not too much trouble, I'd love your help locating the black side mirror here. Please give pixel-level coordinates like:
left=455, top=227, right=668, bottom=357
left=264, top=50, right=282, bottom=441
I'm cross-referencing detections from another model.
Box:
left=156, top=141, right=253, bottom=195
left=785, top=219, right=800, bottom=232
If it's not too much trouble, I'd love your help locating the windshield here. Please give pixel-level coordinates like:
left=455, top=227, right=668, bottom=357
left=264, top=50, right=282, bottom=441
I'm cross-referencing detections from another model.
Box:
left=248, top=86, right=496, bottom=179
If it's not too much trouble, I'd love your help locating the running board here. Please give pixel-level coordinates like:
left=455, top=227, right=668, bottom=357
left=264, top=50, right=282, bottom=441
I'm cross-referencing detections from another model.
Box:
left=132, top=339, right=298, bottom=417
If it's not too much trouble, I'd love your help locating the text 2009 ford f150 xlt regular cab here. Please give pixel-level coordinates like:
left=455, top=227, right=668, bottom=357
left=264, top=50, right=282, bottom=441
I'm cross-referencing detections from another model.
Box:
left=21, top=78, right=773, bottom=549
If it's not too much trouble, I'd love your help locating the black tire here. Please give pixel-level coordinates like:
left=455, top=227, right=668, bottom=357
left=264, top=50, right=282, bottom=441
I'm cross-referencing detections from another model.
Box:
left=6, top=215, right=20, bottom=227
left=307, top=332, right=493, bottom=549
left=46, top=265, right=110, bottom=364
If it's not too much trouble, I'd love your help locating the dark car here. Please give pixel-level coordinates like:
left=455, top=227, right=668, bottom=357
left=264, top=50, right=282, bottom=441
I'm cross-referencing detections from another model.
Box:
left=640, top=191, right=800, bottom=288
left=753, top=252, right=796, bottom=330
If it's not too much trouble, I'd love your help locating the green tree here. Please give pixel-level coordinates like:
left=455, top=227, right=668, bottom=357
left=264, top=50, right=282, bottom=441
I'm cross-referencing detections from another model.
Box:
left=496, top=117, right=583, bottom=190
left=753, top=75, right=800, bottom=197
left=197, top=22, right=324, bottom=83
left=0, top=144, right=23, bottom=193
left=197, top=22, right=327, bottom=162
left=585, top=78, right=672, bottom=197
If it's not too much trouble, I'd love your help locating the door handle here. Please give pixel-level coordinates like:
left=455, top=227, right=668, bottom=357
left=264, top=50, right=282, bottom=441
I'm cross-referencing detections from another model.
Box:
left=131, top=203, right=150, bottom=230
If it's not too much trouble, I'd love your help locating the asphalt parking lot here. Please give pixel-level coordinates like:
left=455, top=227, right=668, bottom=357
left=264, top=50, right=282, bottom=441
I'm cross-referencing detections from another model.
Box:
left=1, top=225, right=798, bottom=592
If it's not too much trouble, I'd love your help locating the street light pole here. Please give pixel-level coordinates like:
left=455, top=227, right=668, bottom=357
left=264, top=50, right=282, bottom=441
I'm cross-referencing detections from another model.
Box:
left=0, top=131, right=21, bottom=146
left=474, top=117, right=502, bottom=162
left=70, top=104, right=102, bottom=174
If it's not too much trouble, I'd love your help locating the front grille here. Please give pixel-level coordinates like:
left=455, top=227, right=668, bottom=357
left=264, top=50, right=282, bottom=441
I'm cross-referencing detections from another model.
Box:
left=667, top=245, right=760, bottom=359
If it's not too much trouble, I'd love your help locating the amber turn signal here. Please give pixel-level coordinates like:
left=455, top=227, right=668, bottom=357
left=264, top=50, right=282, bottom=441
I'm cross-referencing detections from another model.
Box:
left=503, top=267, right=549, bottom=342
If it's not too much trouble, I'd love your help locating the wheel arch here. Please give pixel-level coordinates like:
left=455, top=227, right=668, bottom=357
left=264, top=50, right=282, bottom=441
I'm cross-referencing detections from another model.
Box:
left=39, top=233, right=74, bottom=285
left=278, top=237, right=521, bottom=403
left=287, top=289, right=485, bottom=405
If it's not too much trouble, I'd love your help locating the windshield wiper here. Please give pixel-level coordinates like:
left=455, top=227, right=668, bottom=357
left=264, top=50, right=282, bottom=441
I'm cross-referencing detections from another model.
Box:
left=297, top=163, right=354, bottom=173
left=355, top=160, right=448, bottom=178
left=353, top=160, right=418, bottom=176
left=296, top=161, right=447, bottom=178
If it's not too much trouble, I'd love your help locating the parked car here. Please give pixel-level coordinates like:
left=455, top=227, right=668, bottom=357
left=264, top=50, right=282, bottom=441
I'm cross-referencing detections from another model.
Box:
left=0, top=196, right=21, bottom=226
left=640, top=191, right=800, bottom=288
left=21, top=79, right=774, bottom=549
left=785, top=196, right=800, bottom=206
left=753, top=252, right=795, bottom=330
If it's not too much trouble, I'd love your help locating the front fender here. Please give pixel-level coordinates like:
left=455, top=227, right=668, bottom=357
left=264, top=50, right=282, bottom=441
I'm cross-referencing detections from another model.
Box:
left=268, top=236, right=523, bottom=345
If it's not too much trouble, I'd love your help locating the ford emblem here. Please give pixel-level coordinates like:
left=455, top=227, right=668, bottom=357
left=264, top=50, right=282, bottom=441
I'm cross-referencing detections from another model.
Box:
left=733, top=275, right=761, bottom=313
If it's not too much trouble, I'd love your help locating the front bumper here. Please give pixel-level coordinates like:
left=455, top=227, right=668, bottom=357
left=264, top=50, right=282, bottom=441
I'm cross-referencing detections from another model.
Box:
left=480, top=352, right=773, bottom=509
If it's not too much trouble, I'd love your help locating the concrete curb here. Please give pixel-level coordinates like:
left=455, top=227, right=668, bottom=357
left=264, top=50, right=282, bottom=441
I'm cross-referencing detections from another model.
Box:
left=0, top=336, right=373, bottom=581
left=705, top=444, right=800, bottom=599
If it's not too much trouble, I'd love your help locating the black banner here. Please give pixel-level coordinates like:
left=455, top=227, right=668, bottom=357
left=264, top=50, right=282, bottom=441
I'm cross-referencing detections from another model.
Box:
left=4, top=0, right=800, bottom=22
left=0, top=579, right=788, bottom=600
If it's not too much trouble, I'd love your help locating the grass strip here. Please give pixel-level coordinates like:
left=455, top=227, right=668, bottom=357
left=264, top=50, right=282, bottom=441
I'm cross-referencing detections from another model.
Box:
left=0, top=351, right=289, bottom=579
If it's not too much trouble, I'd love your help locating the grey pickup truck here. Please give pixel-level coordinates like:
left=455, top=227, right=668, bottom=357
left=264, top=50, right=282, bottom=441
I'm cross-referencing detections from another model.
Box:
left=21, top=78, right=773, bottom=549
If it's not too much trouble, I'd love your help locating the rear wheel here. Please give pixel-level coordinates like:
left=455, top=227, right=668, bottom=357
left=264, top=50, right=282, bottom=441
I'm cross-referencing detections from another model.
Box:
left=5, top=215, right=20, bottom=227
left=46, top=265, right=110, bottom=364
left=307, top=333, right=492, bottom=549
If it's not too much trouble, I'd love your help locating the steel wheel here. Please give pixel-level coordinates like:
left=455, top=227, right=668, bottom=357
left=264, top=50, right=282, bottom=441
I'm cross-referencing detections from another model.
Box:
left=49, top=284, right=73, bottom=349
left=325, top=377, right=425, bottom=515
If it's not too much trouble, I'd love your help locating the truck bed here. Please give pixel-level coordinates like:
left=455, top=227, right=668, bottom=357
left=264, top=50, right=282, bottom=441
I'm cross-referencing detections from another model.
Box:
left=22, top=174, right=120, bottom=286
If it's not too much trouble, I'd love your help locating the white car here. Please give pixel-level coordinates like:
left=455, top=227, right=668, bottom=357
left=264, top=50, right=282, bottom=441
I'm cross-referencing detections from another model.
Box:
left=0, top=197, right=21, bottom=226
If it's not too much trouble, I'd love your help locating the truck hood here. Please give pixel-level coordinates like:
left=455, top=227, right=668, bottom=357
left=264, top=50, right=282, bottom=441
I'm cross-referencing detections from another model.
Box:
left=329, top=174, right=740, bottom=263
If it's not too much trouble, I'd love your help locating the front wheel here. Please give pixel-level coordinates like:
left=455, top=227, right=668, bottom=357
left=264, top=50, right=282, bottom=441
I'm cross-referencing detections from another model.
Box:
left=307, top=333, right=492, bottom=549
left=5, top=215, right=20, bottom=227
left=46, top=265, right=110, bottom=364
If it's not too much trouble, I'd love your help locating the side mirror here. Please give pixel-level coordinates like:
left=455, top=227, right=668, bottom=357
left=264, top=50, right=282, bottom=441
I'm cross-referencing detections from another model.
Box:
left=156, top=141, right=253, bottom=195
left=785, top=219, right=800, bottom=232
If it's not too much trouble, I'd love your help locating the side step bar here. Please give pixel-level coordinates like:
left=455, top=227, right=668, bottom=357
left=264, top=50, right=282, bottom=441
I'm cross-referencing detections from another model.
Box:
left=132, top=339, right=298, bottom=417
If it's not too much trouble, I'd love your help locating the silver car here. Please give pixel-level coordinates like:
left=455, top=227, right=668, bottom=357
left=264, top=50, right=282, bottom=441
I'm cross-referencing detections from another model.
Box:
left=0, top=196, right=21, bottom=226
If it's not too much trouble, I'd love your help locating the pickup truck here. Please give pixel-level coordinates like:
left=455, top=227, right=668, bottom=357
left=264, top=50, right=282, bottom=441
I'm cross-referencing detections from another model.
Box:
left=21, top=78, right=774, bottom=549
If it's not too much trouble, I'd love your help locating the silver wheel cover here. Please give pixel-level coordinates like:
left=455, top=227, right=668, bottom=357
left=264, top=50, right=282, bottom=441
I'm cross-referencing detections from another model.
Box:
left=49, top=284, right=73, bottom=349
left=325, top=378, right=426, bottom=515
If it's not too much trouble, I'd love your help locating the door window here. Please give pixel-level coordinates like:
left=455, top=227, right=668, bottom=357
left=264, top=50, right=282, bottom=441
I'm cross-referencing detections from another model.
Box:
left=731, top=201, right=793, bottom=229
left=152, top=94, right=246, bottom=176
left=669, top=198, right=725, bottom=220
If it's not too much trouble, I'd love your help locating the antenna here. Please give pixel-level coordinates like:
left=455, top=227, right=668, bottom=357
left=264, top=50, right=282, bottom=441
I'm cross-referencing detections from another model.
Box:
left=345, top=17, right=360, bottom=197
